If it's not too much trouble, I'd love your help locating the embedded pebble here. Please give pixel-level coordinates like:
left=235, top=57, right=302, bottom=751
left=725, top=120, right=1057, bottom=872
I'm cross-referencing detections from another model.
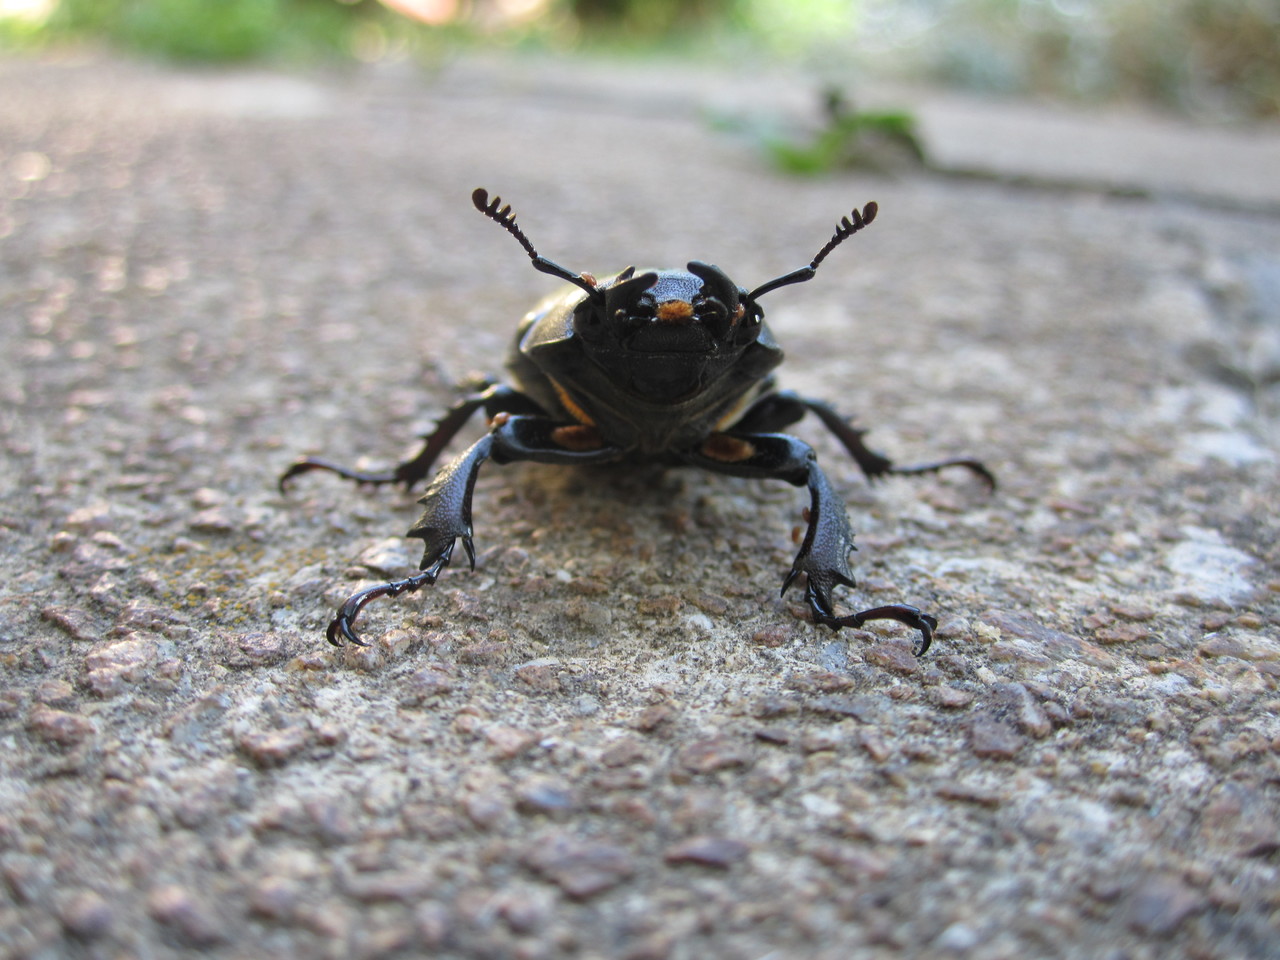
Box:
left=674, top=737, right=752, bottom=775
left=238, top=726, right=312, bottom=767
left=486, top=725, right=538, bottom=759
left=84, top=635, right=158, bottom=696
left=927, top=685, right=975, bottom=709
left=863, top=643, right=919, bottom=674
left=248, top=876, right=300, bottom=921
left=522, top=834, right=634, bottom=899
left=663, top=835, right=749, bottom=869
left=146, top=886, right=225, bottom=946
left=59, top=890, right=114, bottom=939
left=1125, top=875, right=1206, bottom=936
left=969, top=715, right=1025, bottom=759
left=27, top=707, right=95, bottom=746
left=515, top=778, right=576, bottom=817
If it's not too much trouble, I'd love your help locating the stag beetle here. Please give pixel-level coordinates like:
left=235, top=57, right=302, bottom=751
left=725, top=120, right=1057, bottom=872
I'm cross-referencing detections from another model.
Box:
left=281, top=188, right=993, bottom=655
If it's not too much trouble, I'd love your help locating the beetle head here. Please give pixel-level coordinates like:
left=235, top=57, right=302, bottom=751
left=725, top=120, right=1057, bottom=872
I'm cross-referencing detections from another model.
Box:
left=571, top=263, right=764, bottom=401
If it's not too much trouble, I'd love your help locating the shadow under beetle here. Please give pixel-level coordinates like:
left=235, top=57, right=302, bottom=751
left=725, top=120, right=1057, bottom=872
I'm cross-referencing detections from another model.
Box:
left=281, top=188, right=993, bottom=655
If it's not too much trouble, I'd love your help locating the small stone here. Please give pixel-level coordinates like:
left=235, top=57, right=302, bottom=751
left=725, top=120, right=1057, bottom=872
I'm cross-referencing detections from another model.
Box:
left=1197, top=635, right=1248, bottom=658
left=859, top=728, right=892, bottom=762
left=1095, top=624, right=1152, bottom=644
left=27, top=706, right=95, bottom=746
left=239, top=726, right=312, bottom=767
left=147, top=885, right=225, bottom=946
left=663, top=835, right=749, bottom=869
left=936, top=782, right=1003, bottom=807
left=40, top=606, right=99, bottom=642
left=979, top=610, right=1087, bottom=660
left=188, top=507, right=235, bottom=534
left=84, top=635, right=158, bottom=696
left=1125, top=875, right=1205, bottom=936
left=994, top=683, right=1053, bottom=739
left=249, top=876, right=300, bottom=921
left=415, top=902, right=451, bottom=948
left=811, top=845, right=889, bottom=882
left=674, top=737, right=752, bottom=775
left=516, top=778, right=576, bottom=817
left=523, top=834, right=634, bottom=899
left=463, top=791, right=509, bottom=830
left=402, top=664, right=456, bottom=702
left=689, top=592, right=730, bottom=615
left=969, top=714, right=1025, bottom=760
left=486, top=725, right=537, bottom=759
left=600, top=738, right=648, bottom=768
left=63, top=502, right=112, bottom=532
left=514, top=659, right=561, bottom=693
left=751, top=626, right=792, bottom=647
left=34, top=679, right=76, bottom=706
left=633, top=702, right=675, bottom=732
left=927, top=685, right=974, bottom=709
left=362, top=771, right=411, bottom=817
left=60, top=890, right=114, bottom=939
left=343, top=870, right=434, bottom=903
left=233, top=632, right=289, bottom=666
left=864, top=643, right=919, bottom=674
left=754, top=727, right=792, bottom=745
left=1110, top=603, right=1156, bottom=621
left=800, top=729, right=845, bottom=753
left=191, top=487, right=226, bottom=508
left=934, top=922, right=981, bottom=951
left=809, top=694, right=881, bottom=722
left=357, top=537, right=418, bottom=576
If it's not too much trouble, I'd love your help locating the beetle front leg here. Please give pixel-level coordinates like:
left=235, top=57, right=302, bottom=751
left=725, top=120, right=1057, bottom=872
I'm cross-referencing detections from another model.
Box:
left=687, top=432, right=937, bottom=656
left=734, top=390, right=994, bottom=489
left=279, top=383, right=546, bottom=493
left=326, top=415, right=622, bottom=645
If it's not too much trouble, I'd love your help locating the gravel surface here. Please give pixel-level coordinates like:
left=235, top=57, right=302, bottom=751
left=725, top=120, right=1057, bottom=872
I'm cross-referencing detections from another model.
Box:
left=2, top=54, right=1278, bottom=959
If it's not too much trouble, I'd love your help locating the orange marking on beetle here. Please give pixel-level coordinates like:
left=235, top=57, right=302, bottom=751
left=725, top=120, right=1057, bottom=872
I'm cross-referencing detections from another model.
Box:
left=549, top=377, right=596, bottom=426
left=551, top=424, right=604, bottom=452
left=490, top=411, right=511, bottom=427
left=656, top=300, right=694, bottom=323
left=700, top=433, right=757, bottom=463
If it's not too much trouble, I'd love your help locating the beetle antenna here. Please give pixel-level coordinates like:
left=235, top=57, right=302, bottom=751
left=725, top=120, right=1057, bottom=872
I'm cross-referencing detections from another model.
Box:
left=746, top=201, right=878, bottom=301
left=472, top=188, right=599, bottom=296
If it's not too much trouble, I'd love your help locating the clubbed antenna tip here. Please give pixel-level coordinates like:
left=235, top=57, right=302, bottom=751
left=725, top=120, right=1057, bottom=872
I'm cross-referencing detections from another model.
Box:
left=471, top=187, right=598, bottom=296
left=746, top=200, right=879, bottom=302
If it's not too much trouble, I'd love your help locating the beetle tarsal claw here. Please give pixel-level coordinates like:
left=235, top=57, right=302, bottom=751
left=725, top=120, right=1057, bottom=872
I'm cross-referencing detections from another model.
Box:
left=326, top=552, right=453, bottom=647
left=809, top=600, right=939, bottom=657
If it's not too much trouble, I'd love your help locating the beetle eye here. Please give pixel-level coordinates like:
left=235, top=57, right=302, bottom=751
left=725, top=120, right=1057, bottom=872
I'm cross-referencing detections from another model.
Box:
left=694, top=298, right=727, bottom=322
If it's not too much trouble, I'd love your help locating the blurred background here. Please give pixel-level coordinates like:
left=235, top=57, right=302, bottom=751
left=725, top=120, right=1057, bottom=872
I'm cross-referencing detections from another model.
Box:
left=2, top=0, right=1277, bottom=122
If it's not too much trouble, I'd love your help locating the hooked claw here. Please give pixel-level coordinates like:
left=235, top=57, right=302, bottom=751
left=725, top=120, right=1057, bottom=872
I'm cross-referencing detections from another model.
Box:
left=808, top=592, right=938, bottom=657
left=325, top=551, right=453, bottom=647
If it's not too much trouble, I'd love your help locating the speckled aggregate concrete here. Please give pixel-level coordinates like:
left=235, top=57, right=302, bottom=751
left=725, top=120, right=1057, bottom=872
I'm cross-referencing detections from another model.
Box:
left=1, top=54, right=1278, bottom=960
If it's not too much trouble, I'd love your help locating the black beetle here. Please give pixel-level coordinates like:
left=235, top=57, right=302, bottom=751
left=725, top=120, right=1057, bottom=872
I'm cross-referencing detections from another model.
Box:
left=281, top=188, right=992, bottom=654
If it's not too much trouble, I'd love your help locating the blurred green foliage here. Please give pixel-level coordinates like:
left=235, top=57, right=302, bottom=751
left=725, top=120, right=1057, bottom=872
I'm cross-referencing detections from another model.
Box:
left=759, top=89, right=926, bottom=176
left=2, top=0, right=1277, bottom=118
left=1, top=0, right=393, bottom=62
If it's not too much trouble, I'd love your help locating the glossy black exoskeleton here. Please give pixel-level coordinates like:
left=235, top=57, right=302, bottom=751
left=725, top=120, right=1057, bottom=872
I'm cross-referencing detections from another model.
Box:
left=281, top=188, right=993, bottom=654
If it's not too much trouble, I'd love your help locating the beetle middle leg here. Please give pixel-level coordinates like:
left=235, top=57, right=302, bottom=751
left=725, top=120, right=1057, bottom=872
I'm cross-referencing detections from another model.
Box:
left=686, top=432, right=938, bottom=655
left=734, top=390, right=995, bottom=489
left=327, top=415, right=622, bottom=646
left=278, top=383, right=546, bottom=493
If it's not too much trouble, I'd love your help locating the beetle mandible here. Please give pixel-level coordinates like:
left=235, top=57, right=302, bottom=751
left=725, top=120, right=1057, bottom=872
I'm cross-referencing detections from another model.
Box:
left=281, top=188, right=993, bottom=655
